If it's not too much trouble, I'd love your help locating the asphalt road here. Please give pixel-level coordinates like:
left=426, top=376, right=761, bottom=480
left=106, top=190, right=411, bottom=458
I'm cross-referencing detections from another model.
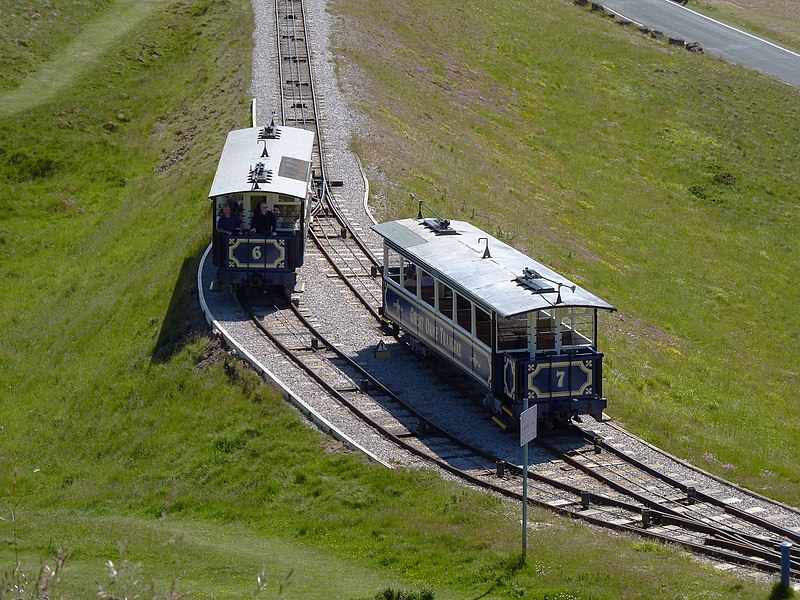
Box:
left=598, top=0, right=800, bottom=88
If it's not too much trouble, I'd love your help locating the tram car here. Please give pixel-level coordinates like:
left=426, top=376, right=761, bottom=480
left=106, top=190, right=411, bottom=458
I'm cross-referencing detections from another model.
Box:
left=208, top=117, right=315, bottom=293
left=372, top=212, right=616, bottom=428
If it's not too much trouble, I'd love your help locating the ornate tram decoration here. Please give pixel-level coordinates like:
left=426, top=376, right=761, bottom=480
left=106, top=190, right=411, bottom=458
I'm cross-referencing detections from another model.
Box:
left=208, top=124, right=314, bottom=294
left=373, top=204, right=615, bottom=428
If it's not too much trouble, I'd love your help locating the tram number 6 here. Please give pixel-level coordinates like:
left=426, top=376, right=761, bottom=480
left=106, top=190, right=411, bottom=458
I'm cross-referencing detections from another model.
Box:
left=252, top=245, right=262, bottom=260
left=555, top=370, right=566, bottom=388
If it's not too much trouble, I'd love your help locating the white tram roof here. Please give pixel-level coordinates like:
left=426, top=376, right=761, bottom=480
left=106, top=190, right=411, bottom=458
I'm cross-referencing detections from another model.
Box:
left=208, top=125, right=314, bottom=200
left=372, top=218, right=616, bottom=318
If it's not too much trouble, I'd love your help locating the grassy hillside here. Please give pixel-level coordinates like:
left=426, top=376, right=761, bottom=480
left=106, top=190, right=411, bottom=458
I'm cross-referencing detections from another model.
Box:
left=0, top=0, right=784, bottom=597
left=330, top=0, right=800, bottom=505
left=0, top=0, right=112, bottom=93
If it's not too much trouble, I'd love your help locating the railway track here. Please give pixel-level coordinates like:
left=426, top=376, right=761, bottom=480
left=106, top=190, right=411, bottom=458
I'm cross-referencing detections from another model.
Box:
left=307, top=207, right=383, bottom=319
left=241, top=288, right=799, bottom=578
left=228, top=0, right=800, bottom=583
left=274, top=0, right=381, bottom=305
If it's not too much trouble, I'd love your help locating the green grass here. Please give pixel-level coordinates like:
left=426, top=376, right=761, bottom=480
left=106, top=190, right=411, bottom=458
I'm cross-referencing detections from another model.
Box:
left=0, top=0, right=169, bottom=118
left=0, top=0, right=113, bottom=93
left=0, top=0, right=787, bottom=597
left=331, top=0, right=800, bottom=505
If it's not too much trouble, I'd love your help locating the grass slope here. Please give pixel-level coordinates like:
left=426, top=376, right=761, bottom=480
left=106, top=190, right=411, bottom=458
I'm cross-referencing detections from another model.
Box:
left=0, top=0, right=113, bottom=93
left=0, top=0, right=782, bottom=597
left=330, top=0, right=800, bottom=504
left=0, top=0, right=169, bottom=118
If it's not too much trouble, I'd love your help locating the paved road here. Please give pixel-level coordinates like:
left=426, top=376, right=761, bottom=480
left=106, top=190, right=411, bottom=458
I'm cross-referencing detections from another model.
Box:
left=599, top=0, right=800, bottom=88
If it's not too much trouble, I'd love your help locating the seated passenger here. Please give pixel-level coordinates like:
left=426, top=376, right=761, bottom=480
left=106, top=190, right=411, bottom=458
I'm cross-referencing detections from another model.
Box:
left=216, top=202, right=241, bottom=235
left=250, top=200, right=277, bottom=235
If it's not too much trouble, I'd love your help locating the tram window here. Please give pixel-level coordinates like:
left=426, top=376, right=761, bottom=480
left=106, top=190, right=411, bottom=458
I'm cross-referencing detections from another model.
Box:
left=217, top=194, right=243, bottom=215
left=420, top=270, right=435, bottom=307
left=536, top=310, right=556, bottom=351
left=436, top=282, right=453, bottom=320
left=385, top=249, right=401, bottom=285
left=475, top=306, right=491, bottom=346
left=456, top=293, right=471, bottom=332
left=274, top=202, right=301, bottom=230
left=497, top=314, right=528, bottom=351
left=402, top=261, right=417, bottom=295
left=560, top=307, right=594, bottom=347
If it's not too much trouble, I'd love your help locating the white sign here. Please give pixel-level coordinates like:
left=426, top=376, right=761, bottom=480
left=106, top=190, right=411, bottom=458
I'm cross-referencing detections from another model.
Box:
left=520, top=404, right=538, bottom=446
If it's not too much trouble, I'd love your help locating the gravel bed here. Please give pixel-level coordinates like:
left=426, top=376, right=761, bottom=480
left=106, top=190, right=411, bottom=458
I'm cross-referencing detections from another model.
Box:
left=592, top=421, right=800, bottom=527
left=247, top=0, right=800, bottom=510
left=200, top=2, right=798, bottom=579
left=201, top=253, right=433, bottom=471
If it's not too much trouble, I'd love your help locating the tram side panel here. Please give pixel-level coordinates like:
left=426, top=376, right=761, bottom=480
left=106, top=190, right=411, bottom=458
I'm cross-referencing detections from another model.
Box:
left=383, top=285, right=492, bottom=389
left=215, top=230, right=303, bottom=289
left=381, top=267, right=606, bottom=423
left=373, top=217, right=614, bottom=426
left=501, top=350, right=605, bottom=421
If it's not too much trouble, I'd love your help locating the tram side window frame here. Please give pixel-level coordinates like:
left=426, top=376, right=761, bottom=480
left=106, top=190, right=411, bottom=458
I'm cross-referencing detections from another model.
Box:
left=274, top=193, right=302, bottom=231
left=534, top=307, right=596, bottom=354
left=385, top=247, right=402, bottom=285
left=436, top=281, right=454, bottom=320
left=475, top=305, right=491, bottom=347
left=535, top=309, right=556, bottom=353
left=420, top=269, right=435, bottom=307
left=497, top=313, right=528, bottom=352
left=558, top=306, right=595, bottom=349
left=455, top=293, right=472, bottom=334
left=401, top=260, right=418, bottom=295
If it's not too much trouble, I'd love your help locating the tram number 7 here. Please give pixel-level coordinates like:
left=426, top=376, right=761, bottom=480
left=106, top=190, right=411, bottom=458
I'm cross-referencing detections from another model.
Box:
left=252, top=246, right=262, bottom=260
left=555, top=370, right=566, bottom=388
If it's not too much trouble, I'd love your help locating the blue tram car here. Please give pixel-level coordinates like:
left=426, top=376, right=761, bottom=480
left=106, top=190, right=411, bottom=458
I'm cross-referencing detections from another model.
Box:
left=209, top=120, right=315, bottom=293
left=372, top=215, right=616, bottom=428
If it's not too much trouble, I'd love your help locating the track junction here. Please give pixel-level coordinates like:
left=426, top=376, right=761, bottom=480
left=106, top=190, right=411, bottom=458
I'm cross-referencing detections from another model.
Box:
left=199, top=0, right=800, bottom=583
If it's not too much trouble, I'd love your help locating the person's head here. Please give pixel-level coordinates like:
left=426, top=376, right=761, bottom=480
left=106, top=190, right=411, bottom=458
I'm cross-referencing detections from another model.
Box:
left=259, top=201, right=269, bottom=212
left=222, top=204, right=231, bottom=216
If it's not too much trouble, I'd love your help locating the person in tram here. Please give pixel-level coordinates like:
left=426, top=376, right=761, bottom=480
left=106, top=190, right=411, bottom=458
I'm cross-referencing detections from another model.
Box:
left=216, top=202, right=241, bottom=235
left=249, top=200, right=277, bottom=236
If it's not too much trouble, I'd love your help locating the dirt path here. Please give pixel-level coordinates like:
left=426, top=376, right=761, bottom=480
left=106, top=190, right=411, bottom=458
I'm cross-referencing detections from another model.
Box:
left=0, top=0, right=166, bottom=119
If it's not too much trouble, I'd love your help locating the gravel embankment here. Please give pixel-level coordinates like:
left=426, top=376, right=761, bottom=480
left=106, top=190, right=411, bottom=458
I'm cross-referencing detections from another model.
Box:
left=201, top=0, right=799, bottom=543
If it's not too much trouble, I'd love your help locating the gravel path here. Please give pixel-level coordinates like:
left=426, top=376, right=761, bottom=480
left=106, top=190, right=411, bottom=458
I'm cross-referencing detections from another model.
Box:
left=197, top=2, right=798, bottom=582
left=243, top=0, right=800, bottom=510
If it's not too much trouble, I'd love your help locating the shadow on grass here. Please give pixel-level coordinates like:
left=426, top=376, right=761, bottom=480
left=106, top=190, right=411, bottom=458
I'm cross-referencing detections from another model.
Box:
left=769, top=582, right=796, bottom=600
left=470, top=554, right=526, bottom=600
left=151, top=251, right=208, bottom=364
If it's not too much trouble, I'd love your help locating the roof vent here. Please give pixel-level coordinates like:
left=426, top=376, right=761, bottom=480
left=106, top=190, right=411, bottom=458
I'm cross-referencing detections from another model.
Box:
left=247, top=162, right=272, bottom=190
left=516, top=267, right=576, bottom=304
left=258, top=111, right=281, bottom=140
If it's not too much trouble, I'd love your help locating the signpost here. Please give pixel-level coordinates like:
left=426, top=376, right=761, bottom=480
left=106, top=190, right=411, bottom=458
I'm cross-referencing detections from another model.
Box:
left=519, top=403, right=538, bottom=560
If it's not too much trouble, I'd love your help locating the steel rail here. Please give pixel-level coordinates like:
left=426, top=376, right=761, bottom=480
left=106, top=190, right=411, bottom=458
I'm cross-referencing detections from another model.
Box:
left=259, top=0, right=798, bottom=580
left=308, top=227, right=382, bottom=320
left=239, top=292, right=798, bottom=577
left=575, top=427, right=800, bottom=546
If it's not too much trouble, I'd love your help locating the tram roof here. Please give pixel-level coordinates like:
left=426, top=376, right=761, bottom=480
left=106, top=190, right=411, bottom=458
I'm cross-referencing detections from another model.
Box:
left=208, top=125, right=314, bottom=200
left=372, top=218, right=616, bottom=317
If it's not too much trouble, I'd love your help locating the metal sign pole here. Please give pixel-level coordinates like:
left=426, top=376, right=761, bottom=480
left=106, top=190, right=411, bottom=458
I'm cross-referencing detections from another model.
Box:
left=519, top=402, right=537, bottom=562
left=522, top=432, right=528, bottom=559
